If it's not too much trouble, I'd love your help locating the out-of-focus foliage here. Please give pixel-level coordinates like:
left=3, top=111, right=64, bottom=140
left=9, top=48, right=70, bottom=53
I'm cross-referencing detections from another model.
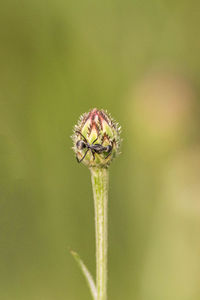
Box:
left=0, top=0, right=200, bottom=299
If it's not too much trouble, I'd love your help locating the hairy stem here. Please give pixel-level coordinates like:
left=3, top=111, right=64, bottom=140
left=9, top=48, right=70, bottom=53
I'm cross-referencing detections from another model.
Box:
left=90, top=167, right=109, bottom=300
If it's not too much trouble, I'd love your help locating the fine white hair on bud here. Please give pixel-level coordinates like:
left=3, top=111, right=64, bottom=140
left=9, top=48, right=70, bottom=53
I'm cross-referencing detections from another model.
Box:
left=72, top=108, right=121, bottom=168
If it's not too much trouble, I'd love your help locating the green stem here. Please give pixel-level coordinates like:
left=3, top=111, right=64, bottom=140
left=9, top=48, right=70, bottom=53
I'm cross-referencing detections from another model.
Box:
left=90, top=167, right=109, bottom=300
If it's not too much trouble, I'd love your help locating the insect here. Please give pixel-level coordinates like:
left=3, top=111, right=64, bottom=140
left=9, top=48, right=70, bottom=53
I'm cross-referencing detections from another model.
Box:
left=75, top=131, right=112, bottom=163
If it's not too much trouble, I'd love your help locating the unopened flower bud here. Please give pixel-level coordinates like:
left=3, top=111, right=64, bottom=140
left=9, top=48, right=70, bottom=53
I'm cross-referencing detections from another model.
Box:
left=72, top=108, right=121, bottom=168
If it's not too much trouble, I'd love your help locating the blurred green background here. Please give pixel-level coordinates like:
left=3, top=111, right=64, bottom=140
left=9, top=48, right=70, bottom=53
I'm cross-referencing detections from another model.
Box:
left=1, top=0, right=200, bottom=299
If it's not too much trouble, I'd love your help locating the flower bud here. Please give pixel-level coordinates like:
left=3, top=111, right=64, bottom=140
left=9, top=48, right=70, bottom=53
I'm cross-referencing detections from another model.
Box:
left=72, top=108, right=121, bottom=168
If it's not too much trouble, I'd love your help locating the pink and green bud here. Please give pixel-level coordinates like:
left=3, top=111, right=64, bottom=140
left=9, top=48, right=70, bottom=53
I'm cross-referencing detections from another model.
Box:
left=72, top=108, right=121, bottom=168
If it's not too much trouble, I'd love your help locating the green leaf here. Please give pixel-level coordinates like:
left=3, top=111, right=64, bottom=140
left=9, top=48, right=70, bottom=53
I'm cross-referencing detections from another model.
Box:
left=70, top=250, right=97, bottom=300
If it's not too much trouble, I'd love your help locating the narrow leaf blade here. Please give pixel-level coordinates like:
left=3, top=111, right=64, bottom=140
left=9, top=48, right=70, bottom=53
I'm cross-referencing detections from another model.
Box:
left=70, top=250, right=97, bottom=300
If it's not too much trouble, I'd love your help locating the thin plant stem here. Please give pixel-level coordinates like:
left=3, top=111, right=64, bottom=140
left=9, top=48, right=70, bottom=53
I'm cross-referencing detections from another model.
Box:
left=91, top=167, right=109, bottom=300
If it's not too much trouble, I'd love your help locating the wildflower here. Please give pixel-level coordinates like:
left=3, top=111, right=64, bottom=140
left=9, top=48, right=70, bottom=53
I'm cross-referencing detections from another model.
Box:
left=72, top=108, right=121, bottom=168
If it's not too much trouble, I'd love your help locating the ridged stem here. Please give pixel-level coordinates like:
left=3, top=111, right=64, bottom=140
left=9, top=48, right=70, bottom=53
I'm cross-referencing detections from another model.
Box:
left=90, top=167, right=109, bottom=300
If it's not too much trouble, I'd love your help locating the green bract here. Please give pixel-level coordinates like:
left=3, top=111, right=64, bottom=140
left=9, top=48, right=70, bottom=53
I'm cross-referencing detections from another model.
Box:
left=72, top=108, right=121, bottom=168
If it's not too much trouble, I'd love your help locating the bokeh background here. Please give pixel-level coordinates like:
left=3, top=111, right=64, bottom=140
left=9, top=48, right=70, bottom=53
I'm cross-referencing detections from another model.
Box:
left=1, top=0, right=200, bottom=299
